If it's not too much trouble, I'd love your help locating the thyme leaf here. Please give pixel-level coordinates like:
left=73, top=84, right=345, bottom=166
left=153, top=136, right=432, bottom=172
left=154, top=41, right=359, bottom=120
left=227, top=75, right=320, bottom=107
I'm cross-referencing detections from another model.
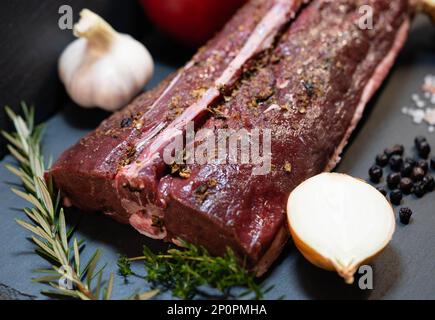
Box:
left=117, top=255, right=133, bottom=281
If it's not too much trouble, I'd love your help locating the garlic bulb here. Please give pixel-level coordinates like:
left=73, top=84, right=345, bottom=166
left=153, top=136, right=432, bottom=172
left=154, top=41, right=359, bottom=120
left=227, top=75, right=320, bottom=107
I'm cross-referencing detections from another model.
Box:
left=287, top=173, right=395, bottom=284
left=422, top=0, right=435, bottom=22
left=59, top=9, right=154, bottom=111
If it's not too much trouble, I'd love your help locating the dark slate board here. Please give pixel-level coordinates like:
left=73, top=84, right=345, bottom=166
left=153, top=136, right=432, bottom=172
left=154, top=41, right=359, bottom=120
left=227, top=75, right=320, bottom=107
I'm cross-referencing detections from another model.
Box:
left=0, top=0, right=148, bottom=158
left=0, top=16, right=434, bottom=300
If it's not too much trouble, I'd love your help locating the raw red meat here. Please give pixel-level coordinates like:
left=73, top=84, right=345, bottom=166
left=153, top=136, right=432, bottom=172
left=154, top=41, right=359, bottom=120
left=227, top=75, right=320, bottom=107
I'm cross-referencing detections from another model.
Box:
left=48, top=0, right=411, bottom=274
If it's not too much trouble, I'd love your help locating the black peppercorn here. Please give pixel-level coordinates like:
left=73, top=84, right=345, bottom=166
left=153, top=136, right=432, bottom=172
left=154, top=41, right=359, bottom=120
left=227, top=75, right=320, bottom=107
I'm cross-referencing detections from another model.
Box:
left=413, top=182, right=426, bottom=198
left=411, top=166, right=425, bottom=182
left=423, top=175, right=435, bottom=192
left=404, top=157, right=417, bottom=167
left=369, top=165, right=383, bottom=183
left=376, top=153, right=389, bottom=167
left=391, top=144, right=404, bottom=156
left=389, top=154, right=403, bottom=172
left=389, top=189, right=402, bottom=205
left=401, top=162, right=413, bottom=177
left=384, top=145, right=403, bottom=159
left=399, top=177, right=413, bottom=195
left=416, top=159, right=429, bottom=174
left=387, top=172, right=401, bottom=189
left=417, top=159, right=429, bottom=173
left=417, top=141, right=431, bottom=159
left=416, top=159, right=429, bottom=173
left=431, top=157, right=435, bottom=171
left=376, top=186, right=387, bottom=197
left=384, top=147, right=394, bottom=159
left=120, top=117, right=133, bottom=128
left=399, top=207, right=413, bottom=225
left=415, top=136, right=427, bottom=148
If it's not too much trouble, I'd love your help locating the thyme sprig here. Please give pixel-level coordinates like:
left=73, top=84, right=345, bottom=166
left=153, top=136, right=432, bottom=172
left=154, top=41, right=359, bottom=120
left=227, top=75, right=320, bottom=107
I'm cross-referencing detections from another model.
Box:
left=2, top=104, right=157, bottom=300
left=118, top=240, right=266, bottom=300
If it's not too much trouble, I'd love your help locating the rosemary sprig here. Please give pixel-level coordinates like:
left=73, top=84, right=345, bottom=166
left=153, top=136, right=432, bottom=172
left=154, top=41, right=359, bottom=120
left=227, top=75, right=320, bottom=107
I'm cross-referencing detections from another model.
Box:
left=2, top=103, right=157, bottom=300
left=118, top=240, right=265, bottom=300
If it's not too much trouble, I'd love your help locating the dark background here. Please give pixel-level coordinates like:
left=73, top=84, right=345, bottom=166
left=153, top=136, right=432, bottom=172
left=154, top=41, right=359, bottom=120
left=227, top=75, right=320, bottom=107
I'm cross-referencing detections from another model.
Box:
left=0, top=0, right=152, bottom=158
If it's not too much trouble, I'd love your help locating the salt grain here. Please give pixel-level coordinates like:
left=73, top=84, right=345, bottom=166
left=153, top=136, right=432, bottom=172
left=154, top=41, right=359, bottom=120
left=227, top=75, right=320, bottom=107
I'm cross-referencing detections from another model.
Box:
left=424, top=74, right=435, bottom=91
left=412, top=109, right=425, bottom=124
left=416, top=100, right=426, bottom=108
left=424, top=108, right=435, bottom=126
left=401, top=74, right=435, bottom=133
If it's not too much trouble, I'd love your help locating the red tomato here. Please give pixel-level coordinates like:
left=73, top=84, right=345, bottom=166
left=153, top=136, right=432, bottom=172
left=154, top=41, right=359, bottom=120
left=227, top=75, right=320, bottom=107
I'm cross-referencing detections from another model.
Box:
left=140, top=0, right=247, bottom=47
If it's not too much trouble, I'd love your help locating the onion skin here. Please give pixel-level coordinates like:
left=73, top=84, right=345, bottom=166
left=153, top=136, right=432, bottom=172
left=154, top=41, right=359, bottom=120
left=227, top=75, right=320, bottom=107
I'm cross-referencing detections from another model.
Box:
left=288, top=225, right=335, bottom=271
left=287, top=173, right=396, bottom=284
left=289, top=224, right=357, bottom=284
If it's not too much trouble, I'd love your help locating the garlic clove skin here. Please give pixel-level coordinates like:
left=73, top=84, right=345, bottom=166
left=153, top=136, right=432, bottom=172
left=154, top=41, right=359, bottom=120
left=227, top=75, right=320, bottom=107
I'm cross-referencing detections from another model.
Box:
left=58, top=9, right=154, bottom=111
left=420, top=0, right=435, bottom=23
left=287, top=173, right=395, bottom=284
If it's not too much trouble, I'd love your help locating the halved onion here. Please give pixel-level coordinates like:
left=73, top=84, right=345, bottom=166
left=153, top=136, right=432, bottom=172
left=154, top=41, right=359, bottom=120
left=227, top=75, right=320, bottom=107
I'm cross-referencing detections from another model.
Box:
left=287, top=173, right=395, bottom=284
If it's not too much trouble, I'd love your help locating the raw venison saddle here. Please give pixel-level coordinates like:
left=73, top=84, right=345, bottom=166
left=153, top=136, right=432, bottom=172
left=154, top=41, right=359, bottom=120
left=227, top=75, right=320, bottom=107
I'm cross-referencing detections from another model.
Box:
left=48, top=0, right=411, bottom=275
